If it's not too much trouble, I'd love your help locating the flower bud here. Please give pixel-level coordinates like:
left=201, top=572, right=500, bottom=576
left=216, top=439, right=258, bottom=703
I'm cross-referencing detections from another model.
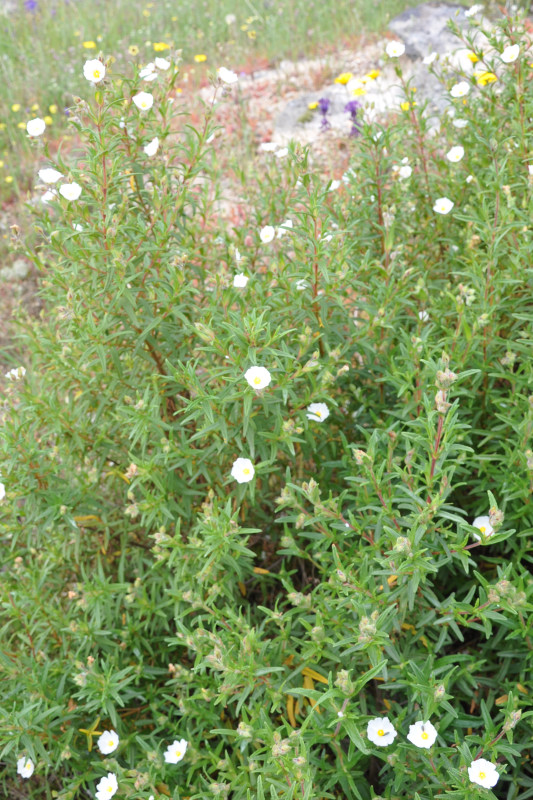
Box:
left=503, top=710, right=521, bottom=732
left=436, top=368, right=458, bottom=390
left=435, top=390, right=451, bottom=413
left=335, top=669, right=354, bottom=695
left=489, top=506, right=504, bottom=529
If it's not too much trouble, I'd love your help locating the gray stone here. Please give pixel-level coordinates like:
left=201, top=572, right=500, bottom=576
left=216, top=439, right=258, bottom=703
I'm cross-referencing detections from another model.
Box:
left=389, top=2, right=469, bottom=60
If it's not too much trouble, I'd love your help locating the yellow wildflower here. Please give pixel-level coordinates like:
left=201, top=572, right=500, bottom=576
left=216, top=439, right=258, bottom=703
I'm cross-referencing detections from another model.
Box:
left=194, top=53, right=207, bottom=62
left=153, top=42, right=170, bottom=51
left=240, top=24, right=248, bottom=31
left=11, top=104, right=21, bottom=112
left=142, top=9, right=150, bottom=16
left=467, top=51, right=479, bottom=63
left=44, top=116, right=53, bottom=125
left=476, top=71, right=497, bottom=85
left=365, top=69, right=380, bottom=80
left=0, top=123, right=6, bottom=130
left=308, top=101, right=318, bottom=110
left=247, top=30, right=256, bottom=39
left=17, top=121, right=26, bottom=129
left=0, top=160, right=3, bottom=168
left=31, top=103, right=39, bottom=111
left=5, top=176, right=13, bottom=183
left=171, top=16, right=177, bottom=21
left=400, top=101, right=411, bottom=111
left=335, top=72, right=353, bottom=85
left=128, top=45, right=140, bottom=56
left=83, top=41, right=97, bottom=49
left=352, top=87, right=366, bottom=96
left=49, top=104, right=58, bottom=114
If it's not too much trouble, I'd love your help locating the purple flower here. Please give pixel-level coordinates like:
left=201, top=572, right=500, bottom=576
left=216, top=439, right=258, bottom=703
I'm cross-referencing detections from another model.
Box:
left=24, top=0, right=38, bottom=10
left=345, top=100, right=361, bottom=137
left=318, top=97, right=331, bottom=131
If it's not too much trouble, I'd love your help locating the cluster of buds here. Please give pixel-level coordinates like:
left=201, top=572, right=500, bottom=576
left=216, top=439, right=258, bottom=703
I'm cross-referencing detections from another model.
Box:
left=435, top=390, right=451, bottom=414
left=353, top=448, right=372, bottom=466
left=271, top=734, right=292, bottom=757
left=287, top=591, right=312, bottom=609
left=358, top=611, right=379, bottom=644
left=335, top=669, right=355, bottom=695
left=436, top=368, right=458, bottom=390
left=237, top=722, right=253, bottom=738
left=503, top=710, right=522, bottom=732
left=456, top=282, right=476, bottom=305
left=489, top=506, right=504, bottom=530
left=393, top=536, right=412, bottom=555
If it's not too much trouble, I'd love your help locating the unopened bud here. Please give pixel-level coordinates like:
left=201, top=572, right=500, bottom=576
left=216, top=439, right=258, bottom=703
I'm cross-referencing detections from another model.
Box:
left=503, top=710, right=521, bottom=732
left=436, top=368, right=458, bottom=390
left=394, top=536, right=412, bottom=554
left=434, top=684, right=446, bottom=700
left=435, top=390, right=451, bottom=414
left=489, top=506, right=504, bottom=529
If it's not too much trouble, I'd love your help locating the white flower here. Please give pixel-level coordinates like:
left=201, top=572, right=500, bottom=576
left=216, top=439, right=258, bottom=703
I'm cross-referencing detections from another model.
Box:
left=95, top=772, right=118, bottom=800
left=233, top=273, right=249, bottom=288
left=259, top=142, right=278, bottom=152
left=386, top=41, right=405, bottom=58
left=468, top=758, right=499, bottom=788
left=235, top=247, right=242, bottom=263
left=433, top=197, right=454, bottom=215
left=17, top=757, right=34, bottom=779
left=5, top=366, right=26, bottom=380
left=231, top=458, right=255, bottom=484
left=143, top=137, right=159, bottom=156
left=139, top=63, right=156, bottom=79
left=132, top=92, right=154, bottom=110
left=225, top=13, right=236, bottom=24
left=447, top=146, right=465, bottom=163
left=259, top=225, right=275, bottom=243
left=97, top=730, right=119, bottom=755
left=275, top=147, right=288, bottom=158
left=163, top=738, right=188, bottom=764
left=42, top=190, right=56, bottom=203
left=501, top=44, right=519, bottom=64
left=245, top=366, right=271, bottom=390
left=423, top=51, right=437, bottom=65
left=465, top=3, right=483, bottom=16
left=59, top=183, right=82, bottom=202
left=306, top=402, right=329, bottom=422
left=27, top=118, right=45, bottom=137
left=295, top=279, right=308, bottom=291
left=418, top=310, right=429, bottom=322
left=398, top=165, right=412, bottom=179
left=472, top=514, right=494, bottom=541
left=0, top=482, right=5, bottom=502
left=83, top=59, right=106, bottom=83
left=38, top=167, right=62, bottom=184
left=367, top=717, right=397, bottom=746
left=453, top=118, right=469, bottom=128
left=528, top=165, right=533, bottom=176
left=466, top=174, right=474, bottom=183
left=329, top=179, right=341, bottom=191
left=155, top=57, right=171, bottom=70
left=218, top=66, right=238, bottom=84
left=450, top=81, right=470, bottom=98
left=406, top=720, right=438, bottom=749
left=276, top=219, right=293, bottom=238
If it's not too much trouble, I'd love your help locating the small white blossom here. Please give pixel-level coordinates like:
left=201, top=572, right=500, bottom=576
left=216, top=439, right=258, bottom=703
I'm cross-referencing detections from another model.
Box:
left=139, top=63, right=157, bottom=79
left=59, top=183, right=82, bottom=202
left=42, top=190, right=56, bottom=203
left=468, top=758, right=499, bottom=788
left=97, top=730, right=119, bottom=755
left=453, top=118, right=469, bottom=128
left=277, top=219, right=293, bottom=238
left=466, top=174, right=474, bottom=183
left=450, top=81, right=470, bottom=98
left=406, top=720, right=438, bottom=749
left=259, top=225, right=275, bottom=244
left=433, top=197, right=454, bottom=215
left=367, top=717, right=397, bottom=746
left=0, top=482, right=5, bottom=502
left=245, top=366, right=271, bottom=390
left=5, top=366, right=26, bottom=380
left=465, top=3, right=484, bottom=16
left=17, top=757, right=34, bottom=779
left=472, top=514, right=494, bottom=541
left=27, top=118, right=46, bottom=137
left=163, top=738, right=188, bottom=764
left=275, top=147, right=288, bottom=158
left=95, top=773, right=118, bottom=800
left=447, top=146, right=464, bottom=163
left=423, top=51, right=437, bottom=65
left=231, top=458, right=255, bottom=483
left=259, top=142, right=278, bottom=152
left=83, top=59, right=106, bottom=83
left=306, top=402, right=329, bottom=423
left=329, top=179, right=341, bottom=191
left=143, top=137, right=159, bottom=156
left=398, top=165, right=412, bottom=179
left=501, top=44, right=519, bottom=64
left=155, top=57, right=171, bottom=70
left=418, top=310, right=429, bottom=322
left=233, top=273, right=248, bottom=288
left=295, top=279, right=308, bottom=291
left=386, top=41, right=405, bottom=58
left=528, top=165, right=533, bottom=176
left=132, top=92, right=154, bottom=110
left=38, top=167, right=62, bottom=184
left=218, top=66, right=238, bottom=84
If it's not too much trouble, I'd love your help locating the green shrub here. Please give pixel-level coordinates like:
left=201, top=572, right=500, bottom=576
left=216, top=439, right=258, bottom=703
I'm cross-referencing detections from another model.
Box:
left=1, top=10, right=532, bottom=800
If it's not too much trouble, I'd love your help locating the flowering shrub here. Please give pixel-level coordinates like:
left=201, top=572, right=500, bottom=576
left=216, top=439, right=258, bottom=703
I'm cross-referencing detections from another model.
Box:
left=1, top=10, right=533, bottom=800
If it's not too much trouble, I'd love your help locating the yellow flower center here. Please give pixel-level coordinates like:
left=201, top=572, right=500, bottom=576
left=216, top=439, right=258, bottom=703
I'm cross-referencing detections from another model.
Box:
left=315, top=411, right=321, bottom=417
left=479, top=772, right=486, bottom=779
left=175, top=749, right=181, bottom=757
left=108, top=740, right=114, bottom=746
left=26, top=762, right=31, bottom=769
left=94, top=70, right=100, bottom=78
left=421, top=732, right=428, bottom=740
left=253, top=377, right=261, bottom=385
left=243, top=468, right=250, bottom=475
left=377, top=729, right=385, bottom=736
left=480, top=526, right=486, bottom=533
